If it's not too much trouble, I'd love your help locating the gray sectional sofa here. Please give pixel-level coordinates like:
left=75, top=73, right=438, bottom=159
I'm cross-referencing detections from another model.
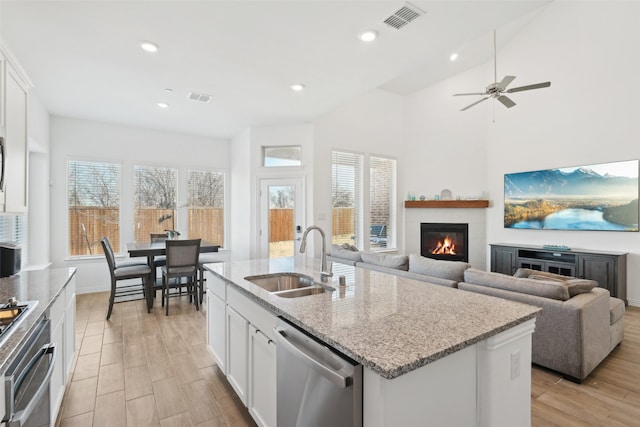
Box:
left=328, top=244, right=625, bottom=382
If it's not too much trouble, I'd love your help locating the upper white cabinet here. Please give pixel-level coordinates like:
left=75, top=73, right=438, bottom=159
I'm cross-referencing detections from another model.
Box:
left=0, top=46, right=31, bottom=213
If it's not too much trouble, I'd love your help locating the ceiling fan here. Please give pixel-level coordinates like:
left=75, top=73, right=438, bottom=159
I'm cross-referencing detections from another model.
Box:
left=454, top=30, right=550, bottom=111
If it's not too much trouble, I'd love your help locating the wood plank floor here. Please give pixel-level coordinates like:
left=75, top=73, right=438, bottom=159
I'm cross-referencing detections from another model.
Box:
left=56, top=291, right=256, bottom=427
left=59, top=292, right=640, bottom=426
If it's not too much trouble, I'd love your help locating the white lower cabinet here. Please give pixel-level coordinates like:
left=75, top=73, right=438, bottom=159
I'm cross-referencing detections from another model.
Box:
left=226, top=306, right=249, bottom=405
left=207, top=292, right=227, bottom=374
left=205, top=272, right=277, bottom=427
left=50, top=276, right=77, bottom=425
left=248, top=325, right=276, bottom=427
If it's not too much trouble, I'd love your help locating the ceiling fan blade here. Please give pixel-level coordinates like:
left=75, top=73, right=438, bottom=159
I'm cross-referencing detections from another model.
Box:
left=497, top=95, right=516, bottom=108
left=460, top=97, right=490, bottom=111
left=497, top=76, right=516, bottom=91
left=506, top=82, right=551, bottom=93
left=453, top=92, right=487, bottom=96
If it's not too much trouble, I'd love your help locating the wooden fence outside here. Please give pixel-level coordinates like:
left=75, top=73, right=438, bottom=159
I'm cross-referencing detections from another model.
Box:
left=69, top=207, right=224, bottom=256
left=70, top=206, right=355, bottom=255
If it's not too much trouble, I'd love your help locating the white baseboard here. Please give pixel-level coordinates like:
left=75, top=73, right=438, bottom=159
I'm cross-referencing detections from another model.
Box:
left=626, top=298, right=639, bottom=308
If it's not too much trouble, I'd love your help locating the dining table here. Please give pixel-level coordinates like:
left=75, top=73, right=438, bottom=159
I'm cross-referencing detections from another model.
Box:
left=126, top=240, right=220, bottom=308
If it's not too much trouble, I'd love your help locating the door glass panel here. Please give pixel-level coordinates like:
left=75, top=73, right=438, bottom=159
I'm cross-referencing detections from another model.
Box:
left=268, top=185, right=295, bottom=258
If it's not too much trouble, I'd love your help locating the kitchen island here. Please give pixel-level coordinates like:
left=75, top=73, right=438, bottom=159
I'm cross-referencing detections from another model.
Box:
left=205, top=258, right=540, bottom=426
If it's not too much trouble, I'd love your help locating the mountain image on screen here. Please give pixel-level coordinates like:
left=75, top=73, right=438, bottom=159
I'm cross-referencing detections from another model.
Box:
left=504, top=160, right=639, bottom=231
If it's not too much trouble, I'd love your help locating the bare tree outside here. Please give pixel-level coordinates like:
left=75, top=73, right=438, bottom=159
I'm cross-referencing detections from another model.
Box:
left=135, top=165, right=177, bottom=209
left=68, top=160, right=120, bottom=255
left=188, top=171, right=224, bottom=207
left=269, top=186, right=294, bottom=208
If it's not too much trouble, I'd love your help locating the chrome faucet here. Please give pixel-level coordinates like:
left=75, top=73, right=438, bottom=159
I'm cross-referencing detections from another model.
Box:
left=299, top=225, right=333, bottom=282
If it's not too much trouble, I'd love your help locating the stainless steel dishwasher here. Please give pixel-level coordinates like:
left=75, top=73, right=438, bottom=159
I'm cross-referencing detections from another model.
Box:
left=274, top=318, right=362, bottom=427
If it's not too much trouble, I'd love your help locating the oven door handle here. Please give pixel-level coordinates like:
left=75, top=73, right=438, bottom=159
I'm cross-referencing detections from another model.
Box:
left=9, top=343, right=56, bottom=427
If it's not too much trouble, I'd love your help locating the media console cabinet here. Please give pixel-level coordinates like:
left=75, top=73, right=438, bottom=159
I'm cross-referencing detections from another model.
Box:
left=490, top=243, right=627, bottom=303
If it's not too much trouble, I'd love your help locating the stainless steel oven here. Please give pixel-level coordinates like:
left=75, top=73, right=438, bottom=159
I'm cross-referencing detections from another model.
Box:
left=3, top=318, right=56, bottom=427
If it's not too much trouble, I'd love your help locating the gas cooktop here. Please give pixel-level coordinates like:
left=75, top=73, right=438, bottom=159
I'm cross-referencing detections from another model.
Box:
left=0, top=299, right=38, bottom=347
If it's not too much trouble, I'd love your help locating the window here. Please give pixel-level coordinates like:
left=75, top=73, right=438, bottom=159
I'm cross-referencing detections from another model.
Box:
left=134, top=165, right=177, bottom=242
left=331, top=151, right=363, bottom=247
left=369, top=156, right=396, bottom=249
left=187, top=170, right=225, bottom=246
left=263, top=146, right=302, bottom=167
left=68, top=160, right=120, bottom=256
left=331, top=151, right=397, bottom=251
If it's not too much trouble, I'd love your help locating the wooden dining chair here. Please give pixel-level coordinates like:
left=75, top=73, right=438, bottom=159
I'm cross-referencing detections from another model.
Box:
left=101, top=237, right=152, bottom=320
left=162, top=239, right=201, bottom=315
left=197, top=247, right=220, bottom=305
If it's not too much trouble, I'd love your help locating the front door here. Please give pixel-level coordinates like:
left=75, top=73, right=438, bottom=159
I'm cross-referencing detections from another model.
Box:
left=259, top=178, right=304, bottom=259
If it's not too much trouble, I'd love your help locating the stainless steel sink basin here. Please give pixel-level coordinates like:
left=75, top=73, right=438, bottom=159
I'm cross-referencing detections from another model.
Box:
left=244, top=273, right=330, bottom=298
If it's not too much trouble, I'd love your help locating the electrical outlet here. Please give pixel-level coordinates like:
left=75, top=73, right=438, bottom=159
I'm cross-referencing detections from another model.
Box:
left=511, top=351, right=521, bottom=380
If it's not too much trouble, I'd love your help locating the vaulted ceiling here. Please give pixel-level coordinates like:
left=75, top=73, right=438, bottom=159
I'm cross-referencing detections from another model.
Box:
left=1, top=1, right=550, bottom=139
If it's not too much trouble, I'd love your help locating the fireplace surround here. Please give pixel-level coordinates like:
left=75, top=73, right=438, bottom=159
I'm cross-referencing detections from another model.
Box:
left=421, top=223, right=469, bottom=262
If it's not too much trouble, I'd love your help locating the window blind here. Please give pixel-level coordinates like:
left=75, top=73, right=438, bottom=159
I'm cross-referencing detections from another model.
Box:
left=331, top=151, right=363, bottom=247
left=370, top=156, right=397, bottom=250
left=188, top=170, right=225, bottom=246
left=134, top=165, right=177, bottom=242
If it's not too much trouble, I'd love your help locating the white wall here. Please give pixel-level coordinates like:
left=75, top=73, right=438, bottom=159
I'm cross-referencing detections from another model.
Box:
left=27, top=92, right=50, bottom=267
left=230, top=128, right=252, bottom=261
left=314, top=88, right=405, bottom=250
left=487, top=1, right=640, bottom=305
left=50, top=116, right=229, bottom=293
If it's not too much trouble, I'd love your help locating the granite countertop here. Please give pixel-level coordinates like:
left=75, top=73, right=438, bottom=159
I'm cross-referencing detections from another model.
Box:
left=205, top=258, right=540, bottom=380
left=0, top=268, right=77, bottom=372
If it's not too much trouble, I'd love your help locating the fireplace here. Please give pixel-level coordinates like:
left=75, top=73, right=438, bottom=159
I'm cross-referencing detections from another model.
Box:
left=421, top=223, right=469, bottom=262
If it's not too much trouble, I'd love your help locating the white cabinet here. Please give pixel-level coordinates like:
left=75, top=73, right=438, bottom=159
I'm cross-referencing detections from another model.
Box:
left=49, top=292, right=66, bottom=425
left=204, top=271, right=277, bottom=427
left=0, top=48, right=30, bottom=213
left=207, top=292, right=227, bottom=373
left=248, top=325, right=276, bottom=427
left=49, top=275, right=77, bottom=425
left=226, top=306, right=248, bottom=405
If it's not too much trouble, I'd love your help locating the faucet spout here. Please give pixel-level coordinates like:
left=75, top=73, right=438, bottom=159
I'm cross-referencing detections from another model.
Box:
left=299, top=225, right=333, bottom=282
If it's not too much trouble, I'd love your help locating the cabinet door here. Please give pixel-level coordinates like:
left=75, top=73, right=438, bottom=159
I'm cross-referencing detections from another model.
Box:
left=491, top=247, right=516, bottom=275
left=578, top=255, right=616, bottom=295
left=227, top=306, right=249, bottom=405
left=249, top=325, right=277, bottom=427
left=50, top=296, right=66, bottom=425
left=517, top=258, right=543, bottom=272
left=3, top=62, right=28, bottom=213
left=207, top=292, right=227, bottom=374
left=545, top=261, right=575, bottom=277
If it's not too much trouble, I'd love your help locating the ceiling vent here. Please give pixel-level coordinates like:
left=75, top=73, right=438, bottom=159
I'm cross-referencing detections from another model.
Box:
left=188, top=92, right=212, bottom=103
left=383, top=2, right=424, bottom=30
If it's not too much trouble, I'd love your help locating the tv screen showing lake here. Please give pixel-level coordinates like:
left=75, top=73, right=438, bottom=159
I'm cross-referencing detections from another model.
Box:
left=504, top=160, right=639, bottom=231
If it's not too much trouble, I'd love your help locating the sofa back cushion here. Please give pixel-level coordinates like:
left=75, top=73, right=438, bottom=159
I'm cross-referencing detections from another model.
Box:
left=329, top=244, right=362, bottom=263
left=360, top=252, right=409, bottom=271
left=409, top=254, right=469, bottom=282
left=527, top=275, right=598, bottom=297
left=464, top=268, right=571, bottom=301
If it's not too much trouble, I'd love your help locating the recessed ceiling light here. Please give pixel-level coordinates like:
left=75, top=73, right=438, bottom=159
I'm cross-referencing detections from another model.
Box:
left=157, top=102, right=169, bottom=109
left=164, top=88, right=173, bottom=93
left=290, top=83, right=305, bottom=92
left=140, top=41, right=159, bottom=53
left=359, top=30, right=378, bottom=43
left=450, top=53, right=459, bottom=61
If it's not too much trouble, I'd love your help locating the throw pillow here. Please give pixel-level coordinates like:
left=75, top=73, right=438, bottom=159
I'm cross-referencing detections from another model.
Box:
left=408, top=254, right=469, bottom=282
left=527, top=274, right=598, bottom=297
left=330, top=244, right=362, bottom=262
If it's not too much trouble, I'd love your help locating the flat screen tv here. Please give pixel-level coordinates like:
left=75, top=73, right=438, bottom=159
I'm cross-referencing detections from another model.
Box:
left=504, top=160, right=639, bottom=231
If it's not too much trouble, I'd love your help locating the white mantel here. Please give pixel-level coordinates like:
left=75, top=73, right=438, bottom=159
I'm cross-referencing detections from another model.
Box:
left=404, top=206, right=487, bottom=269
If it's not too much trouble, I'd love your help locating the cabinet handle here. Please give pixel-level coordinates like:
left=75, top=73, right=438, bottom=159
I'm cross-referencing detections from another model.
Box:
left=0, top=137, right=5, bottom=191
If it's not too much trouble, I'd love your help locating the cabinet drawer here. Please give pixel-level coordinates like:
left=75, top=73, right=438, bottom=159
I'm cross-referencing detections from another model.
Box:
left=207, top=271, right=226, bottom=300
left=227, top=286, right=277, bottom=341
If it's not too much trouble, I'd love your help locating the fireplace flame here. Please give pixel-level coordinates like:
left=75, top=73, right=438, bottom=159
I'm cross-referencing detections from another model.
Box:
left=432, top=236, right=457, bottom=255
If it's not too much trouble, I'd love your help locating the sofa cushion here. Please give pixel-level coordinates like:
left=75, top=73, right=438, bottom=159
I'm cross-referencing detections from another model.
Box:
left=527, top=275, right=597, bottom=298
left=360, top=252, right=409, bottom=271
left=409, top=254, right=469, bottom=282
left=514, top=268, right=573, bottom=280
left=464, top=268, right=571, bottom=301
left=329, top=244, right=362, bottom=263
left=609, top=297, right=625, bottom=325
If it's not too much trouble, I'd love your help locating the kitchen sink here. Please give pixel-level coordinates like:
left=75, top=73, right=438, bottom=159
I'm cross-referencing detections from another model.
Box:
left=244, top=273, right=330, bottom=298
